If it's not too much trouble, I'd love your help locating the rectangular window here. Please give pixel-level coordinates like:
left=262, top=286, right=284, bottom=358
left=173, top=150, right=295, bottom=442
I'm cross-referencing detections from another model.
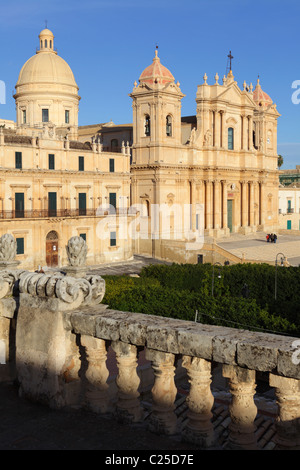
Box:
left=15, top=192, right=24, bottom=218
left=109, top=158, right=115, bottom=172
left=109, top=192, right=117, bottom=211
left=65, top=110, right=70, bottom=124
left=48, top=154, right=55, bottom=170
left=16, top=237, right=24, bottom=255
left=78, top=192, right=86, bottom=216
left=110, top=231, right=116, bottom=247
left=42, top=108, right=49, bottom=123
left=79, top=156, right=84, bottom=171
left=79, top=233, right=86, bottom=241
left=48, top=192, right=57, bottom=217
left=228, top=127, right=234, bottom=150
left=15, top=152, right=22, bottom=169
left=22, top=110, right=26, bottom=124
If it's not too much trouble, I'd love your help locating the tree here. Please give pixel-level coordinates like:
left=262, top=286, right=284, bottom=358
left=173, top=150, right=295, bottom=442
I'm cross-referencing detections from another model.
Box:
left=278, top=154, right=284, bottom=168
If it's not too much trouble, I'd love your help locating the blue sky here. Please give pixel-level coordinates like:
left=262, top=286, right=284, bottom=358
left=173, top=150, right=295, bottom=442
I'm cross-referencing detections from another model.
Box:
left=0, top=0, right=300, bottom=169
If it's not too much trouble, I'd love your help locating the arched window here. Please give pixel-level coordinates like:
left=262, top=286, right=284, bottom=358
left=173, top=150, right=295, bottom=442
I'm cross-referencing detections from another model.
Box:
left=144, top=115, right=150, bottom=136
left=45, top=39, right=48, bottom=48
left=40, top=40, right=43, bottom=49
left=228, top=127, right=234, bottom=150
left=111, top=139, right=118, bottom=151
left=166, top=115, right=172, bottom=136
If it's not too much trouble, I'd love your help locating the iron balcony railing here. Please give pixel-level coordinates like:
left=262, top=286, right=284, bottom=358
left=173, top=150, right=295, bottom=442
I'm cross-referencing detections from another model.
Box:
left=0, top=208, right=129, bottom=219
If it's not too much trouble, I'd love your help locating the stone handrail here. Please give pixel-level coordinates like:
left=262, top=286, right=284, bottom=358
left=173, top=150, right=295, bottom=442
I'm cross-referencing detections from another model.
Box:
left=64, top=306, right=300, bottom=450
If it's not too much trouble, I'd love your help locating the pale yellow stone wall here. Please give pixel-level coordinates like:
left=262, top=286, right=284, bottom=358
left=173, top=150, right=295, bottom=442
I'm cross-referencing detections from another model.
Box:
left=0, top=131, right=132, bottom=270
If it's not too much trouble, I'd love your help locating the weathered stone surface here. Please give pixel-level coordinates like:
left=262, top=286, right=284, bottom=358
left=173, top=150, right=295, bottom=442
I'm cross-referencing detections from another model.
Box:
left=67, top=308, right=300, bottom=380
left=0, top=297, right=17, bottom=319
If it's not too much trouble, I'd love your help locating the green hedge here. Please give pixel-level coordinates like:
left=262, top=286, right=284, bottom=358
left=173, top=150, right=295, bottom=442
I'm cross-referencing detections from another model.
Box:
left=102, top=263, right=300, bottom=337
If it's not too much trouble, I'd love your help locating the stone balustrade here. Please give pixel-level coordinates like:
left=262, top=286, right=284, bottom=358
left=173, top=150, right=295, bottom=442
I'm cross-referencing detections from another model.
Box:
left=0, top=233, right=299, bottom=450
left=64, top=306, right=300, bottom=450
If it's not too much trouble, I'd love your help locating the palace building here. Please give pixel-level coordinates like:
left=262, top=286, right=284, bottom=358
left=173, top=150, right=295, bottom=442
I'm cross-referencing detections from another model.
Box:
left=0, top=29, right=280, bottom=268
left=0, top=29, right=132, bottom=270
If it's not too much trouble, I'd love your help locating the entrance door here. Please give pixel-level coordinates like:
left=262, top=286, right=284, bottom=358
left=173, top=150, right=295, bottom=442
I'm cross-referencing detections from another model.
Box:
left=227, top=199, right=233, bottom=232
left=46, top=231, right=58, bottom=267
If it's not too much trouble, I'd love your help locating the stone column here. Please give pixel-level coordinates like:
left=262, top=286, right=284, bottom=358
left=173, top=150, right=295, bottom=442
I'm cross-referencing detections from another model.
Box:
left=222, top=180, right=228, bottom=229
left=241, top=181, right=248, bottom=227
left=223, top=365, right=258, bottom=450
left=215, top=111, right=220, bottom=147
left=220, top=111, right=225, bottom=148
left=81, top=335, right=110, bottom=413
left=182, top=356, right=215, bottom=447
left=145, top=349, right=177, bottom=435
left=111, top=340, right=142, bottom=423
left=269, top=374, right=300, bottom=449
left=248, top=116, right=253, bottom=150
left=214, top=179, right=221, bottom=230
left=249, top=182, right=254, bottom=227
left=205, top=180, right=213, bottom=230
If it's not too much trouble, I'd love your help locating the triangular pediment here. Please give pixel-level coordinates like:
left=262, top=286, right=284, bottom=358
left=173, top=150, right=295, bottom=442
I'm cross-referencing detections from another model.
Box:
left=217, top=81, right=256, bottom=108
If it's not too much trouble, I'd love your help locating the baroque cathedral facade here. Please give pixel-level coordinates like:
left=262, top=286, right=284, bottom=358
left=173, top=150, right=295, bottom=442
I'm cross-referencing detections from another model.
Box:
left=0, top=29, right=280, bottom=269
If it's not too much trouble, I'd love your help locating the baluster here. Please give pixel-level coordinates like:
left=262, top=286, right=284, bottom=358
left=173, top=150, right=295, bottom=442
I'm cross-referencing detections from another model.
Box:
left=145, top=349, right=177, bottom=435
left=269, top=374, right=300, bottom=449
left=81, top=335, right=110, bottom=413
left=182, top=356, right=215, bottom=447
left=111, top=340, right=142, bottom=423
left=223, top=364, right=258, bottom=450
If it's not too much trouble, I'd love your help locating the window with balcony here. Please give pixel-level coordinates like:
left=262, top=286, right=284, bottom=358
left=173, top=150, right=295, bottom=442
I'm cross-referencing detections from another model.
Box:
left=78, top=193, right=86, bottom=216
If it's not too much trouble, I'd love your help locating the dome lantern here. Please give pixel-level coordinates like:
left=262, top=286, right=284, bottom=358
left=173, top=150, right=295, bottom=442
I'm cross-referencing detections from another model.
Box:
left=37, top=28, right=55, bottom=54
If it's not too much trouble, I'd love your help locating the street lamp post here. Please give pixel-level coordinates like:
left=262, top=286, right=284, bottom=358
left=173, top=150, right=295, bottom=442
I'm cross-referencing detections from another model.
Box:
left=212, top=262, right=222, bottom=296
left=275, top=252, right=285, bottom=301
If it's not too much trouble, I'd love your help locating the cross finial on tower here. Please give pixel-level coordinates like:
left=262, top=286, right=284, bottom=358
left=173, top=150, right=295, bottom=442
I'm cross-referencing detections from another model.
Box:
left=45, top=19, right=48, bottom=28
left=228, top=50, right=233, bottom=70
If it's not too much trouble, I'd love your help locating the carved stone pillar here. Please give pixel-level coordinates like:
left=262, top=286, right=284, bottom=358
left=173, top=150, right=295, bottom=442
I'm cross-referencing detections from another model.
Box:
left=249, top=182, right=254, bottom=226
left=145, top=349, right=177, bottom=435
left=241, top=181, right=248, bottom=227
left=269, top=374, right=300, bottom=449
left=81, top=335, right=110, bottom=413
left=214, top=180, right=221, bottom=230
left=111, top=341, right=142, bottom=423
left=222, top=180, right=228, bottom=229
left=205, top=180, right=213, bottom=230
left=223, top=365, right=258, bottom=450
left=182, top=356, right=215, bottom=447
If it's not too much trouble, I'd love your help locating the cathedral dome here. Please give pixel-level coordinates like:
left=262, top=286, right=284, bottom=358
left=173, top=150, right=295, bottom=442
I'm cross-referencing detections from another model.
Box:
left=253, top=78, right=272, bottom=108
left=139, top=49, right=175, bottom=85
left=14, top=28, right=80, bottom=137
left=16, top=29, right=78, bottom=89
